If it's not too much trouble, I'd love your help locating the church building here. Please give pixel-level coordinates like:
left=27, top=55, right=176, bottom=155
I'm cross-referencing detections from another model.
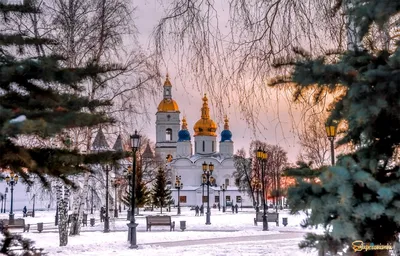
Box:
left=154, top=75, right=252, bottom=208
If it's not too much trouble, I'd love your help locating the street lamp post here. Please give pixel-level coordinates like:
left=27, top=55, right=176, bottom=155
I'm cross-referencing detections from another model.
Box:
left=3, top=188, right=7, bottom=214
left=91, top=187, right=94, bottom=214
left=257, top=147, right=268, bottom=231
left=166, top=182, right=172, bottom=213
left=104, top=165, right=110, bottom=233
left=202, top=162, right=214, bottom=225
left=326, top=122, right=338, bottom=165
left=113, top=179, right=120, bottom=218
left=201, top=174, right=206, bottom=207
left=5, top=172, right=19, bottom=225
left=0, top=194, right=3, bottom=213
left=128, top=130, right=141, bottom=249
left=175, top=176, right=183, bottom=215
left=125, top=166, right=132, bottom=221
left=3, top=189, right=6, bottom=214
left=218, top=190, right=221, bottom=211
left=32, top=194, right=36, bottom=217
left=220, top=184, right=226, bottom=212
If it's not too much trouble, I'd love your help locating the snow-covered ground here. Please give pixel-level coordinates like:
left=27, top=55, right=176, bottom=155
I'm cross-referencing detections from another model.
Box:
left=3, top=207, right=321, bottom=256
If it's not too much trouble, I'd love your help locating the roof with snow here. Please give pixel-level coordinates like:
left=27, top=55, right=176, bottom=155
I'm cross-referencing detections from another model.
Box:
left=172, top=153, right=233, bottom=164
left=112, top=134, right=124, bottom=152
left=189, top=153, right=228, bottom=163
left=91, top=127, right=110, bottom=151
left=142, top=143, right=154, bottom=159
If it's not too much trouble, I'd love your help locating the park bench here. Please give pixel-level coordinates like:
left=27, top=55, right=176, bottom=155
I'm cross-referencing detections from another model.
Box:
left=253, top=212, right=279, bottom=226
left=1, top=219, right=30, bottom=232
left=146, top=215, right=175, bottom=231
left=9, top=247, right=45, bottom=255
left=143, top=207, right=153, bottom=211
left=26, top=211, right=33, bottom=217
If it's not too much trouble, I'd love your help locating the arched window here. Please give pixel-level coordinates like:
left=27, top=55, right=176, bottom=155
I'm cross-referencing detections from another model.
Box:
left=166, top=128, right=172, bottom=141
left=225, top=178, right=230, bottom=186
left=202, top=141, right=205, bottom=152
left=212, top=141, right=215, bottom=152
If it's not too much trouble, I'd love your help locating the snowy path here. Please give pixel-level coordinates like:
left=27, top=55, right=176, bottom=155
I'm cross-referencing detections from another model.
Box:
left=16, top=209, right=320, bottom=255
left=143, top=232, right=305, bottom=248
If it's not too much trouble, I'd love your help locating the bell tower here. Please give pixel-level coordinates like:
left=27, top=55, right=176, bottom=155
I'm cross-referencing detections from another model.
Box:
left=155, top=74, right=180, bottom=159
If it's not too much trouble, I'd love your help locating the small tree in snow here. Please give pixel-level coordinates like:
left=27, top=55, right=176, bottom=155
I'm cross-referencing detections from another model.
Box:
left=151, top=168, right=172, bottom=214
left=121, top=161, right=150, bottom=214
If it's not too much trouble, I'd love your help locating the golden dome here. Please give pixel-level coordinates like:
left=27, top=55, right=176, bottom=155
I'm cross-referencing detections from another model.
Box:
left=157, top=99, right=180, bottom=112
left=193, top=94, right=217, bottom=137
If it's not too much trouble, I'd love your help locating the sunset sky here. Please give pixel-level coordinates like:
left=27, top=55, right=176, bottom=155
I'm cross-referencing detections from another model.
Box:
left=133, top=1, right=303, bottom=162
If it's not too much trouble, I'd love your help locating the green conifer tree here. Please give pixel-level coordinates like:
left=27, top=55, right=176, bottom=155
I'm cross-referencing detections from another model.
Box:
left=271, top=1, right=400, bottom=255
left=151, top=167, right=172, bottom=214
left=0, top=228, right=45, bottom=255
left=121, top=161, right=150, bottom=214
left=0, top=1, right=124, bottom=185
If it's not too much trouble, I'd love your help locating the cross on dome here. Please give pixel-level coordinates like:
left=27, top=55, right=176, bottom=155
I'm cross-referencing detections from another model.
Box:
left=224, top=115, right=229, bottom=130
left=164, top=73, right=172, bottom=86
left=182, top=116, right=188, bottom=130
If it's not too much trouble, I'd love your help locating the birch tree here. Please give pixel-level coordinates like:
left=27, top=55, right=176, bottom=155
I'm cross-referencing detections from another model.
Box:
left=69, top=174, right=90, bottom=236
left=297, top=109, right=356, bottom=168
left=263, top=144, right=288, bottom=208
left=297, top=112, right=331, bottom=168
left=248, top=141, right=288, bottom=208
left=56, top=181, right=70, bottom=246
left=233, top=149, right=256, bottom=206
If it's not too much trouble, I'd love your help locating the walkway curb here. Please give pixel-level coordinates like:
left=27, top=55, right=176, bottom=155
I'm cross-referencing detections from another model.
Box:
left=139, top=232, right=305, bottom=248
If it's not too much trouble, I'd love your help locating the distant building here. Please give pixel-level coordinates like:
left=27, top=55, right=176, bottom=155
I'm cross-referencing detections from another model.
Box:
left=155, top=75, right=251, bottom=207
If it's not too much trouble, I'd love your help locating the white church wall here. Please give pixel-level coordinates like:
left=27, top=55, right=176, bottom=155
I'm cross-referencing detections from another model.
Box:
left=194, top=136, right=217, bottom=154
left=171, top=189, right=198, bottom=207
left=176, top=141, right=192, bottom=158
left=219, top=141, right=234, bottom=156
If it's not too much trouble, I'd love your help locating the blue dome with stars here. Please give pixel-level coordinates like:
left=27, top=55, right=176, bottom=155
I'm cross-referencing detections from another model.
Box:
left=178, top=116, right=191, bottom=142
left=220, top=116, right=232, bottom=142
